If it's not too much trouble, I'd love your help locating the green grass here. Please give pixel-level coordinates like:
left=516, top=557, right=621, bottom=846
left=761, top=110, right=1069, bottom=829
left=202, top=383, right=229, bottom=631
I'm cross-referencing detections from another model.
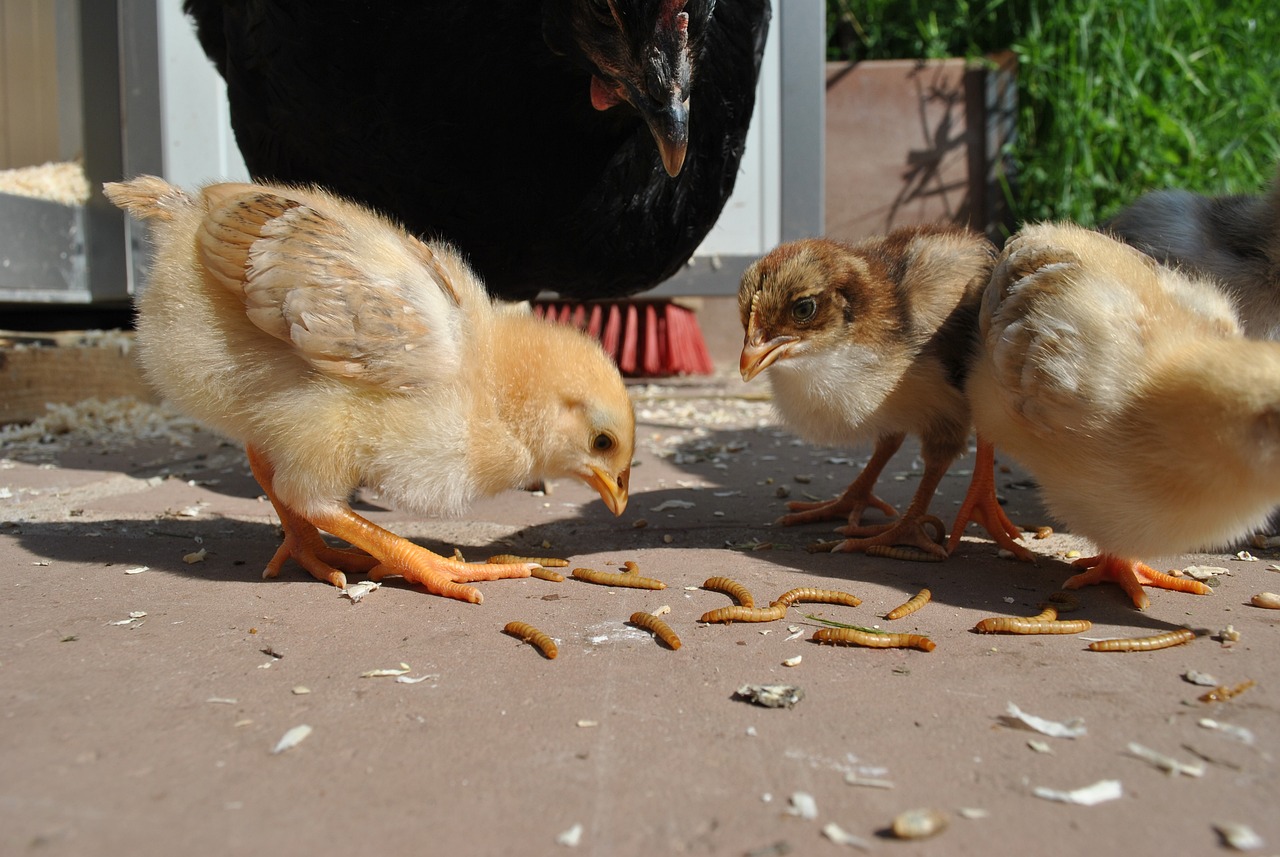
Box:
left=829, top=0, right=1280, bottom=226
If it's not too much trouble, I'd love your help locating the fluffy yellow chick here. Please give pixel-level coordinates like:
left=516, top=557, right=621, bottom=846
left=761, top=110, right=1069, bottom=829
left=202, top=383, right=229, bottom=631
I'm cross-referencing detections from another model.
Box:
left=738, top=225, right=1017, bottom=560
left=105, top=176, right=633, bottom=603
left=954, top=222, right=1280, bottom=608
left=1107, top=163, right=1280, bottom=340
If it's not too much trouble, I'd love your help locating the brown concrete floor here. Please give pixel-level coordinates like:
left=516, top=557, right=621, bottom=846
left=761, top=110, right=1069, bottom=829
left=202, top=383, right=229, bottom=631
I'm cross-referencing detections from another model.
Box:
left=3, top=336, right=1279, bottom=856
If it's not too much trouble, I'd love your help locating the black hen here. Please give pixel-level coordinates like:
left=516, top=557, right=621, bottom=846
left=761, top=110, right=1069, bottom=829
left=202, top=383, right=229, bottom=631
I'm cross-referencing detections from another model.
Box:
left=183, top=1, right=771, bottom=301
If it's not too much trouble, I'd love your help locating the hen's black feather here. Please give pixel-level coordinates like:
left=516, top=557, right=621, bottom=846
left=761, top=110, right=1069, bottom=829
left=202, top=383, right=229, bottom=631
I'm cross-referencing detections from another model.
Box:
left=182, top=1, right=771, bottom=301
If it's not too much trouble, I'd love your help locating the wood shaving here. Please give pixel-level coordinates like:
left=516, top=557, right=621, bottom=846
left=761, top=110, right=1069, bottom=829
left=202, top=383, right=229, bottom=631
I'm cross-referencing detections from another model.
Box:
left=555, top=823, right=584, bottom=847
left=182, top=548, right=207, bottom=564
left=0, top=160, right=90, bottom=205
left=822, top=822, right=871, bottom=850
left=1126, top=742, right=1204, bottom=777
left=270, top=724, right=313, bottom=754
left=1183, top=670, right=1219, bottom=687
left=786, top=792, right=818, bottom=820
left=1032, top=779, right=1122, bottom=805
left=1003, top=702, right=1086, bottom=738
left=1214, top=822, right=1265, bottom=851
left=1198, top=718, right=1255, bottom=745
left=123, top=566, right=148, bottom=574
left=781, top=655, right=802, bottom=667
left=361, top=664, right=412, bottom=678
left=340, top=581, right=380, bottom=602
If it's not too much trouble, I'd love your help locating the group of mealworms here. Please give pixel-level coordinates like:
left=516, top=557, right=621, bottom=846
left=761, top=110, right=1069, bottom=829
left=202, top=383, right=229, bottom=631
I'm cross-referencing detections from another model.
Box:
left=493, top=555, right=1214, bottom=660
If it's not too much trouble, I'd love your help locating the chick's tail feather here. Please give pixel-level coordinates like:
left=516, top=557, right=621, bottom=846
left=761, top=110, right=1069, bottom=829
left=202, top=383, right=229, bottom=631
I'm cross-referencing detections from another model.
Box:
left=102, top=175, right=192, bottom=221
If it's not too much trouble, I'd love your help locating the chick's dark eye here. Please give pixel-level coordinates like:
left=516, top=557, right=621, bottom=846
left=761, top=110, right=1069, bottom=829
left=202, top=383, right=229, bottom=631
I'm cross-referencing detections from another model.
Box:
left=593, top=433, right=615, bottom=452
left=792, top=297, right=817, bottom=323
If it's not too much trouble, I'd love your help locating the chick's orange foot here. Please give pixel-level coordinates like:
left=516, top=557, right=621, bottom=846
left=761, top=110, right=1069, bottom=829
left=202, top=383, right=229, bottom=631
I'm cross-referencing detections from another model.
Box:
left=830, top=514, right=949, bottom=562
left=1063, top=553, right=1213, bottom=610
left=247, top=446, right=531, bottom=603
left=946, top=438, right=1036, bottom=562
left=776, top=434, right=903, bottom=528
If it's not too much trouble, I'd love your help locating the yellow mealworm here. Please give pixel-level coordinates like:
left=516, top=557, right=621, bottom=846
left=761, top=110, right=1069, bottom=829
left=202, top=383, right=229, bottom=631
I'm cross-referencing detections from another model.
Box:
left=503, top=621, right=558, bottom=659
left=1198, top=680, right=1257, bottom=703
left=974, top=616, right=1092, bottom=634
left=629, top=612, right=682, bottom=650
left=864, top=544, right=945, bottom=562
left=1087, top=628, right=1197, bottom=652
left=488, top=554, right=570, bottom=567
left=771, top=587, right=862, bottom=608
left=812, top=627, right=936, bottom=652
left=885, top=588, right=931, bottom=620
left=699, top=604, right=788, bottom=624
left=703, top=576, right=756, bottom=608
left=529, top=566, right=565, bottom=582
left=623, top=560, right=641, bottom=574
left=571, top=567, right=666, bottom=590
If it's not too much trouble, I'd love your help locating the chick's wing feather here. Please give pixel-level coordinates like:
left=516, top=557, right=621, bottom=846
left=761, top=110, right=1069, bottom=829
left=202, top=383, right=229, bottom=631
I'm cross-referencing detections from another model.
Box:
left=983, top=227, right=1155, bottom=435
left=197, top=184, right=469, bottom=390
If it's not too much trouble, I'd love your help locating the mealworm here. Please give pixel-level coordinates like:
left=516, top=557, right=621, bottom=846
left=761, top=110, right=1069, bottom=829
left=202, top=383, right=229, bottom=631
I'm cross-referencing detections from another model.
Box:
left=812, top=627, right=936, bottom=652
left=629, top=612, right=682, bottom=650
left=529, top=566, right=565, bottom=582
left=699, top=604, right=787, bottom=624
left=488, top=554, right=569, bottom=567
left=623, top=560, right=641, bottom=574
left=864, top=544, right=945, bottom=562
left=1198, top=680, right=1256, bottom=703
left=571, top=567, right=666, bottom=589
left=1087, top=628, right=1197, bottom=652
left=703, top=576, right=756, bottom=608
left=771, top=588, right=862, bottom=608
left=503, top=621, right=558, bottom=659
left=975, top=617, right=1092, bottom=634
left=885, top=588, right=931, bottom=620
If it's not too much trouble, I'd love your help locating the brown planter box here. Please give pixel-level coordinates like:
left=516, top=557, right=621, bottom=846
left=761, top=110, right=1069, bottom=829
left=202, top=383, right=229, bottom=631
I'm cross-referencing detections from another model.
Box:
left=825, top=55, right=1016, bottom=243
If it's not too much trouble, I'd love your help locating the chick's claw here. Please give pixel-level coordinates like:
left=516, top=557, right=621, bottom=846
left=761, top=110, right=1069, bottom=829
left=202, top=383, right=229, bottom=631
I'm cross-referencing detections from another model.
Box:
left=1064, top=554, right=1213, bottom=611
left=830, top=514, right=950, bottom=562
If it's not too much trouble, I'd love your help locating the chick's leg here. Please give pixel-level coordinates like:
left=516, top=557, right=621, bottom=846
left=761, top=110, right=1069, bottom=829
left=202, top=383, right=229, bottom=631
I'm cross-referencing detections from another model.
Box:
left=945, top=437, right=1035, bottom=562
left=778, top=433, right=903, bottom=527
left=829, top=451, right=952, bottom=561
left=304, top=507, right=534, bottom=604
left=1064, top=554, right=1212, bottom=611
left=247, top=446, right=378, bottom=588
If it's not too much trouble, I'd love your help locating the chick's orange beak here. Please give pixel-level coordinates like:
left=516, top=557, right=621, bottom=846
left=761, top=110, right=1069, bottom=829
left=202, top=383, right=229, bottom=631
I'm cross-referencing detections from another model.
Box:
left=740, top=334, right=798, bottom=382
left=586, top=464, right=630, bottom=517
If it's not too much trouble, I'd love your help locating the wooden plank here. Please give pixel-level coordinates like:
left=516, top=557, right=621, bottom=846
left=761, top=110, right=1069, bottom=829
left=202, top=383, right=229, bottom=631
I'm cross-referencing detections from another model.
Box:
left=0, top=330, right=157, bottom=426
left=1, top=0, right=61, bottom=169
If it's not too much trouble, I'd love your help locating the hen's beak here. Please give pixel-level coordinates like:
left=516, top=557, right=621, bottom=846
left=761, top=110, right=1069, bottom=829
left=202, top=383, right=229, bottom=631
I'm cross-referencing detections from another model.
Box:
left=643, top=98, right=689, bottom=177
left=586, top=464, right=630, bottom=517
left=740, top=334, right=798, bottom=382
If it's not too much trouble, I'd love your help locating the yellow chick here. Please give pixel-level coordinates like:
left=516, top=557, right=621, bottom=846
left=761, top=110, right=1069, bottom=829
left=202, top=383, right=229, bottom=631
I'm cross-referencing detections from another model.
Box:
left=738, top=226, right=1008, bottom=560
left=1107, top=164, right=1280, bottom=340
left=954, top=222, right=1280, bottom=608
left=105, top=176, right=633, bottom=603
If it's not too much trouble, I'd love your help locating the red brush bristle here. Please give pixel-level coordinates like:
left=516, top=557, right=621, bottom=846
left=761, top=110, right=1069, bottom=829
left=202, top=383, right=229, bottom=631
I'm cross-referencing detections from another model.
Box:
left=532, top=299, right=713, bottom=377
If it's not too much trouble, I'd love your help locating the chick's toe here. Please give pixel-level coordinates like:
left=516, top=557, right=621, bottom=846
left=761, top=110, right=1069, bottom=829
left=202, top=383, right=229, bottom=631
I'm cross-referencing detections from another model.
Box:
left=1064, top=554, right=1212, bottom=610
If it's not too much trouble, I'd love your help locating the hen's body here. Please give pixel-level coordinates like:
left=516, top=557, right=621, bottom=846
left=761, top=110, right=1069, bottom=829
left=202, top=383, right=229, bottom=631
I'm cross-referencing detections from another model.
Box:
left=1107, top=166, right=1280, bottom=340
left=183, top=1, right=771, bottom=300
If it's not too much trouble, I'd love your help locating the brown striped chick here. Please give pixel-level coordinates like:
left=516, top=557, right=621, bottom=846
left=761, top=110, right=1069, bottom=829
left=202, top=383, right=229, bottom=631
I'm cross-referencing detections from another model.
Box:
left=951, top=222, right=1280, bottom=608
left=105, top=176, right=632, bottom=604
left=1107, top=162, right=1280, bottom=340
left=738, top=225, right=1026, bottom=561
